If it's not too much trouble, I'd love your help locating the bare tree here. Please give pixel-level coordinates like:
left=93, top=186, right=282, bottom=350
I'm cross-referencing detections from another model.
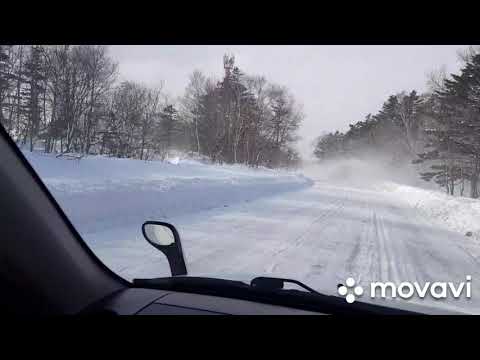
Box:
left=76, top=45, right=118, bottom=154
left=180, top=70, right=207, bottom=154
left=426, top=65, right=448, bottom=94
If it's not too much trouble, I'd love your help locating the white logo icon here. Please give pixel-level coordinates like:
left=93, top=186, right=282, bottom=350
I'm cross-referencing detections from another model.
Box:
left=338, top=277, right=364, bottom=303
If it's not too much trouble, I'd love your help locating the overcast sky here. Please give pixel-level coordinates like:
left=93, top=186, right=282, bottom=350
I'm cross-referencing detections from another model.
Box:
left=109, top=45, right=466, bottom=159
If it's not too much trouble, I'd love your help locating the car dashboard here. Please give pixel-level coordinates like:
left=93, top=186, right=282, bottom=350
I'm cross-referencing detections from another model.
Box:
left=86, top=288, right=323, bottom=315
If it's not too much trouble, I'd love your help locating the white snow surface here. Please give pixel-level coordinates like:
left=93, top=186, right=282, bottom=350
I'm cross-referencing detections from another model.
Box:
left=24, top=152, right=480, bottom=314
left=378, top=182, right=480, bottom=241
left=24, top=151, right=312, bottom=235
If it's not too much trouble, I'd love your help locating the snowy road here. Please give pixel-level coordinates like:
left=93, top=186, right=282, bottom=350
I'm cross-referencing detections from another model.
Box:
left=26, top=152, right=480, bottom=314
left=90, top=179, right=480, bottom=314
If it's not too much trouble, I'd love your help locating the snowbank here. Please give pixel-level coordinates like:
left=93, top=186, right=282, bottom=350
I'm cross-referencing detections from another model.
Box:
left=23, top=151, right=313, bottom=235
left=378, top=181, right=480, bottom=240
left=303, top=158, right=480, bottom=240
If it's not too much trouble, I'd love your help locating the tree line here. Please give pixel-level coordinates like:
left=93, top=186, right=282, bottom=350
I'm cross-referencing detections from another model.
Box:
left=313, top=46, right=480, bottom=198
left=313, top=90, right=424, bottom=164
left=0, top=46, right=303, bottom=168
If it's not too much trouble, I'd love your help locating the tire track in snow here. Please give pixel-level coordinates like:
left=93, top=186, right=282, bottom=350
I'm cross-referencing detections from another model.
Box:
left=365, top=207, right=381, bottom=284
left=265, top=193, right=348, bottom=274
left=372, top=212, right=389, bottom=282
left=345, top=236, right=362, bottom=276
left=342, top=197, right=372, bottom=283
left=271, top=199, right=345, bottom=255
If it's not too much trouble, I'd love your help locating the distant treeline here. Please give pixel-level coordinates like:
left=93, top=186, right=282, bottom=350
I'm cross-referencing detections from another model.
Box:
left=0, top=45, right=303, bottom=168
left=313, top=46, right=480, bottom=198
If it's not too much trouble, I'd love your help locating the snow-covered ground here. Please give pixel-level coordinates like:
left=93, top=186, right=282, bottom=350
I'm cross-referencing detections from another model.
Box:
left=378, top=182, right=480, bottom=242
left=24, top=151, right=312, bottom=234
left=24, top=151, right=480, bottom=314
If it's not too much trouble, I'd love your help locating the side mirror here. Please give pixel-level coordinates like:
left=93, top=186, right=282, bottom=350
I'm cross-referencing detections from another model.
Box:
left=142, top=221, right=188, bottom=276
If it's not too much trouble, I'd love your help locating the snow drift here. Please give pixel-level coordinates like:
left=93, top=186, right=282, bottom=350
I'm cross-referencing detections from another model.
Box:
left=24, top=151, right=313, bottom=235
left=379, top=182, right=480, bottom=241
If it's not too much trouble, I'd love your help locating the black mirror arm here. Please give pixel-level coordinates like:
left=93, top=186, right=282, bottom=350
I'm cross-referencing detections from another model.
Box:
left=161, top=244, right=187, bottom=276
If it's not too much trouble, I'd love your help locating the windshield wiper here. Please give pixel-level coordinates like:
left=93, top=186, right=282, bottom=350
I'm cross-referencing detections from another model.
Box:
left=132, top=276, right=420, bottom=315
left=250, top=276, right=321, bottom=295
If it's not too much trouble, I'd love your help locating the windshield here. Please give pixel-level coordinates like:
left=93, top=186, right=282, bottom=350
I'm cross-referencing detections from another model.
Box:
left=2, top=45, right=480, bottom=314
